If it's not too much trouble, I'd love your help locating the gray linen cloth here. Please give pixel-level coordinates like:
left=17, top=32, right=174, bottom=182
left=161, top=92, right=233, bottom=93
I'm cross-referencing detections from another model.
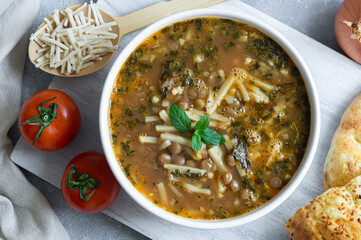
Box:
left=0, top=0, right=69, bottom=239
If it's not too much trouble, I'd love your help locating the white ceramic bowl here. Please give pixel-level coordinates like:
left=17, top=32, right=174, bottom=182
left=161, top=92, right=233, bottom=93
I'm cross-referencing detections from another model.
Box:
left=100, top=9, right=321, bottom=229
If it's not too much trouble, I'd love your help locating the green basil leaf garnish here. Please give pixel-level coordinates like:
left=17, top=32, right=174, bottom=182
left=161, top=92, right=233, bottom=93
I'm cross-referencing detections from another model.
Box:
left=195, top=115, right=210, bottom=131
left=201, top=128, right=226, bottom=145
left=169, top=104, right=191, bottom=133
left=169, top=104, right=225, bottom=152
left=192, top=134, right=202, bottom=152
left=194, top=129, right=204, bottom=136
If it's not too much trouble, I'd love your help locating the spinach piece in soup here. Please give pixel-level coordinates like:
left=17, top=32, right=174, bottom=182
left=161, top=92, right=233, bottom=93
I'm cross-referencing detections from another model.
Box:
left=159, top=60, right=186, bottom=99
left=232, top=137, right=251, bottom=170
left=171, top=169, right=205, bottom=180
left=247, top=35, right=289, bottom=69
left=200, top=36, right=218, bottom=59
left=200, top=45, right=218, bottom=59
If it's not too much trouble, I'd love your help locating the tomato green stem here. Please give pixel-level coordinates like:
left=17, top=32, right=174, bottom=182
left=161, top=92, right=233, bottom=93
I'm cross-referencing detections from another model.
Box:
left=19, top=97, right=58, bottom=144
left=66, top=165, right=100, bottom=202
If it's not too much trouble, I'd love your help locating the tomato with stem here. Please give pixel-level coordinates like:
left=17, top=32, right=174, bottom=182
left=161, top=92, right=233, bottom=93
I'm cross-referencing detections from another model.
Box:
left=61, top=152, right=121, bottom=213
left=18, top=89, right=81, bottom=151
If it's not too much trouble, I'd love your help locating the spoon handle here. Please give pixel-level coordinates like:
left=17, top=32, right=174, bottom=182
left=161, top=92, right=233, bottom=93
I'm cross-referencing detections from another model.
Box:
left=115, top=0, right=227, bottom=37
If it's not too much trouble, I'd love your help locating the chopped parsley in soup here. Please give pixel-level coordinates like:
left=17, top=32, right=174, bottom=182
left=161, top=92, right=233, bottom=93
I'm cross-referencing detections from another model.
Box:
left=108, top=17, right=310, bottom=220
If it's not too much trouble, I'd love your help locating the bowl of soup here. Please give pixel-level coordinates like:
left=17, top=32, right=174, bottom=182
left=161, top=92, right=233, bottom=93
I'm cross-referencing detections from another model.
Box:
left=99, top=9, right=320, bottom=229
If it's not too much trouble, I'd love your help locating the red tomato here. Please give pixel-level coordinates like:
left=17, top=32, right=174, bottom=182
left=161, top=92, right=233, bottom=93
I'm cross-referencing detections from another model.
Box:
left=61, top=152, right=121, bottom=213
left=18, top=89, right=81, bottom=151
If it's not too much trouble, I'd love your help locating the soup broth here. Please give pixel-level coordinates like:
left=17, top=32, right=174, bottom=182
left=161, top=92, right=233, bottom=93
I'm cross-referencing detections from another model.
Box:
left=109, top=17, right=310, bottom=220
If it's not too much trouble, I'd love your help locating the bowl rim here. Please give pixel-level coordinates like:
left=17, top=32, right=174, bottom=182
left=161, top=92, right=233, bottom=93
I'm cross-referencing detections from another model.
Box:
left=99, top=8, right=321, bottom=229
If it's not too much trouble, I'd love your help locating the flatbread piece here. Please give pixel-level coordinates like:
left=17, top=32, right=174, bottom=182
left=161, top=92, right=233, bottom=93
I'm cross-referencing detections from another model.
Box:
left=324, top=92, right=361, bottom=190
left=285, top=175, right=361, bottom=239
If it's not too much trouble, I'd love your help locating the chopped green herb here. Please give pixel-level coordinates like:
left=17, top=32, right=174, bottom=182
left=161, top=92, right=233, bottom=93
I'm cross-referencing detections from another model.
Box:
left=216, top=207, right=230, bottom=219
left=242, top=176, right=254, bottom=191
left=200, top=45, right=218, bottom=59
left=170, top=50, right=179, bottom=57
left=255, top=170, right=266, bottom=185
left=187, top=45, right=195, bottom=55
left=249, top=60, right=260, bottom=71
left=195, top=19, right=203, bottom=30
left=123, top=164, right=131, bottom=176
left=264, top=73, right=272, bottom=80
left=290, top=122, right=300, bottom=141
left=124, top=107, right=133, bottom=116
left=213, top=86, right=221, bottom=92
left=247, top=35, right=289, bottom=69
left=232, top=32, right=240, bottom=40
left=138, top=62, right=153, bottom=73
left=117, top=87, right=129, bottom=95
left=139, top=105, right=148, bottom=113
left=223, top=41, right=235, bottom=51
left=121, top=140, right=135, bottom=157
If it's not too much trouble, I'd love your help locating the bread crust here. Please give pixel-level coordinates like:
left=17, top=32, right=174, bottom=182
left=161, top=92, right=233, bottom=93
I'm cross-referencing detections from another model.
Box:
left=324, top=92, right=361, bottom=190
left=285, top=176, right=361, bottom=240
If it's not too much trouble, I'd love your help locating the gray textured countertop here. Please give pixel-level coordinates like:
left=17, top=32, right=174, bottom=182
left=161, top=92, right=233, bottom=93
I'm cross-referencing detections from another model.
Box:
left=8, top=0, right=344, bottom=239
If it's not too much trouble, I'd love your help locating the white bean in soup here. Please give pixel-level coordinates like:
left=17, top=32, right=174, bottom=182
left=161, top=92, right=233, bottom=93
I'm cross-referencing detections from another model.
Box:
left=108, top=17, right=310, bottom=220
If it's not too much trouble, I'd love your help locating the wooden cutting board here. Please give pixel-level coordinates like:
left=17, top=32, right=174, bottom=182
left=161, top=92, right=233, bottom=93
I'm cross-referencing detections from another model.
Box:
left=11, top=0, right=361, bottom=239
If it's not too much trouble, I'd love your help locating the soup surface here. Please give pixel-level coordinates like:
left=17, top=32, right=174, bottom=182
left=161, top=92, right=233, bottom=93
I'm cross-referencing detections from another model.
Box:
left=109, top=17, right=310, bottom=220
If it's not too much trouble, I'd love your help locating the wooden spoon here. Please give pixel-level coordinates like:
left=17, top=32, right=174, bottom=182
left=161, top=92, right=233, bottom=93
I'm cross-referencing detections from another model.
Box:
left=29, top=0, right=226, bottom=77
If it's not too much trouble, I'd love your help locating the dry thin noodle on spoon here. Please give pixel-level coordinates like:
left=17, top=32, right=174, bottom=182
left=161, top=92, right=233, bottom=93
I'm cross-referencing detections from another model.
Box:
left=28, top=0, right=226, bottom=77
left=30, top=1, right=118, bottom=75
